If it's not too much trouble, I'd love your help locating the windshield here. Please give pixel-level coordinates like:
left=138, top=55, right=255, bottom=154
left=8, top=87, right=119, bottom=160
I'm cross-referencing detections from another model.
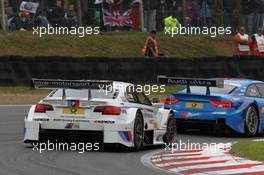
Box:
left=48, top=89, right=117, bottom=99
left=181, top=85, right=237, bottom=95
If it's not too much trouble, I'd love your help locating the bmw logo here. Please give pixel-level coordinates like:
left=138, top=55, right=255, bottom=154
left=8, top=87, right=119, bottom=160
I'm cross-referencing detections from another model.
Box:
left=71, top=101, right=76, bottom=107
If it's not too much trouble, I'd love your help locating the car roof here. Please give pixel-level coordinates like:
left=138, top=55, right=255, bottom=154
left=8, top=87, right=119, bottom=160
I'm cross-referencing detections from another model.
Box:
left=224, top=79, right=263, bottom=87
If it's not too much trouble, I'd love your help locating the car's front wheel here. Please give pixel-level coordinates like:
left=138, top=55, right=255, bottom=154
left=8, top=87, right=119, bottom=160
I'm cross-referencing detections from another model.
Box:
left=163, top=113, right=177, bottom=144
left=244, top=106, right=259, bottom=137
left=133, top=112, right=144, bottom=151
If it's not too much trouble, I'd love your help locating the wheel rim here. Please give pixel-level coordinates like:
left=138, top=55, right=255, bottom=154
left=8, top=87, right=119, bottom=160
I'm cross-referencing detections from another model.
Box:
left=134, top=116, right=143, bottom=146
left=246, top=108, right=258, bottom=134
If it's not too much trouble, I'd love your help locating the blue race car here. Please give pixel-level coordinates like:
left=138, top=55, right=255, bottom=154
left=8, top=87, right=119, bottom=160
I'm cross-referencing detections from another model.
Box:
left=158, top=76, right=264, bottom=136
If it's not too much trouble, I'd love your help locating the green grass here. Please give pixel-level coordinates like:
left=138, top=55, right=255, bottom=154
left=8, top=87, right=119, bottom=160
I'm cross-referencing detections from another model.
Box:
left=0, top=86, right=49, bottom=94
left=231, top=141, right=264, bottom=161
left=0, top=31, right=234, bottom=58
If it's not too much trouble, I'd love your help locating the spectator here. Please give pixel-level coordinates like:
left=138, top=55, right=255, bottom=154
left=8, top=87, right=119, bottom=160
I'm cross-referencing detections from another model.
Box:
left=0, top=1, right=13, bottom=18
left=48, top=0, right=66, bottom=27
left=199, top=0, right=213, bottom=27
left=35, top=8, right=50, bottom=28
left=9, top=0, right=19, bottom=15
left=241, top=0, right=256, bottom=34
left=9, top=10, right=32, bottom=31
left=66, top=4, right=78, bottom=27
left=186, top=0, right=199, bottom=26
left=175, top=5, right=183, bottom=24
left=143, top=0, right=158, bottom=32
left=256, top=0, right=264, bottom=30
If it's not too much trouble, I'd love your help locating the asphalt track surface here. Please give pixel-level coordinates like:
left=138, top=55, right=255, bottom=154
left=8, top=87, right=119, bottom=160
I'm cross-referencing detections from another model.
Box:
left=0, top=106, right=262, bottom=175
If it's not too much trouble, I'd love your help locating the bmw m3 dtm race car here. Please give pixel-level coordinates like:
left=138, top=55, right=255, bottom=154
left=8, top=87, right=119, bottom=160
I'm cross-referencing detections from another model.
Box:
left=158, top=76, right=264, bottom=136
left=24, top=79, right=176, bottom=150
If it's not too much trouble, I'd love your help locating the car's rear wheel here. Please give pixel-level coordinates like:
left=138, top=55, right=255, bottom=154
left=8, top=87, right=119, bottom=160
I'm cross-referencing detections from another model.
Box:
left=244, top=106, right=259, bottom=137
left=163, top=113, right=177, bottom=144
left=133, top=112, right=144, bottom=151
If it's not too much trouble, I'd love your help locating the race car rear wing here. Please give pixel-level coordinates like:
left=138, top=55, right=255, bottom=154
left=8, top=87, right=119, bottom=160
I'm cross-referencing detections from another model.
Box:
left=157, top=76, right=224, bottom=94
left=31, top=78, right=113, bottom=100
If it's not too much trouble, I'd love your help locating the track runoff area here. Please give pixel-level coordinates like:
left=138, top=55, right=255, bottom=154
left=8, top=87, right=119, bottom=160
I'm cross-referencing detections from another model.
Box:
left=142, top=142, right=264, bottom=175
left=141, top=77, right=264, bottom=175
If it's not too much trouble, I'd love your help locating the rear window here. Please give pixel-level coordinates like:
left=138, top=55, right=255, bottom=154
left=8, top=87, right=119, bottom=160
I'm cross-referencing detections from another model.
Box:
left=48, top=89, right=117, bottom=99
left=181, top=85, right=236, bottom=94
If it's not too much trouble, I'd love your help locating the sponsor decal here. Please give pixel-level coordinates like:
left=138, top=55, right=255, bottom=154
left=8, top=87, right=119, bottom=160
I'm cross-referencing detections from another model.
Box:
left=94, top=120, right=115, bottom=124
left=180, top=112, right=189, bottom=118
left=65, top=123, right=80, bottom=129
left=32, top=79, right=112, bottom=90
left=211, top=111, right=227, bottom=115
left=118, top=131, right=132, bottom=142
left=68, top=100, right=80, bottom=108
left=34, top=118, right=50, bottom=121
left=54, top=118, right=90, bottom=122
left=156, top=134, right=163, bottom=141
left=180, top=112, right=201, bottom=118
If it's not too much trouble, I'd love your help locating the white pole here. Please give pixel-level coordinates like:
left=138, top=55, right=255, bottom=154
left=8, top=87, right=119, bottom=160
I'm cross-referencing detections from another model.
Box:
left=1, top=0, right=6, bottom=31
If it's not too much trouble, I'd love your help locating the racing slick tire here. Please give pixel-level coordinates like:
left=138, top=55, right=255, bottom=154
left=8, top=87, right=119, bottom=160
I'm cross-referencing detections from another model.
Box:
left=133, top=111, right=144, bottom=151
left=244, top=106, right=259, bottom=137
left=163, top=113, right=177, bottom=144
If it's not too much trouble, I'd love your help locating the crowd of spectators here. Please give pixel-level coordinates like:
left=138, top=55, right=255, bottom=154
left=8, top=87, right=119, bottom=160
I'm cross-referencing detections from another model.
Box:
left=1, top=0, right=264, bottom=34
left=1, top=0, right=78, bottom=31
left=145, top=0, right=264, bottom=34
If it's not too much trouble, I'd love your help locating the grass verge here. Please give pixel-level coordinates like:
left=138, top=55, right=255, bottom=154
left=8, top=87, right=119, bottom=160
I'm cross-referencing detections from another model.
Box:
left=0, top=31, right=234, bottom=58
left=231, top=141, right=264, bottom=161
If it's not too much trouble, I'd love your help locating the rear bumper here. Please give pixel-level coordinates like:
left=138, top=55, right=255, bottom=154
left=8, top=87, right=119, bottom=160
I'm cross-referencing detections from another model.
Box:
left=39, top=129, right=104, bottom=143
left=174, top=111, right=245, bottom=134
left=24, top=120, right=134, bottom=147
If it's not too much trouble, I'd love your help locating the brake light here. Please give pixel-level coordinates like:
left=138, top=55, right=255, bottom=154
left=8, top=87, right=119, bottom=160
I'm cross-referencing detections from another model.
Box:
left=165, top=97, right=179, bottom=105
left=94, top=106, right=121, bottom=115
left=210, top=100, right=233, bottom=108
left=35, top=104, right=54, bottom=113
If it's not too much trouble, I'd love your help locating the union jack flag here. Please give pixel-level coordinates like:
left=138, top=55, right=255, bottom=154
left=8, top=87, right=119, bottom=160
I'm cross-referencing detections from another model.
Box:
left=103, top=9, right=133, bottom=27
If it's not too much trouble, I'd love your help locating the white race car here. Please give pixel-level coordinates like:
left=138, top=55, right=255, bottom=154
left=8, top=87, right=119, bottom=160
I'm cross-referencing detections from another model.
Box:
left=24, top=79, right=177, bottom=150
